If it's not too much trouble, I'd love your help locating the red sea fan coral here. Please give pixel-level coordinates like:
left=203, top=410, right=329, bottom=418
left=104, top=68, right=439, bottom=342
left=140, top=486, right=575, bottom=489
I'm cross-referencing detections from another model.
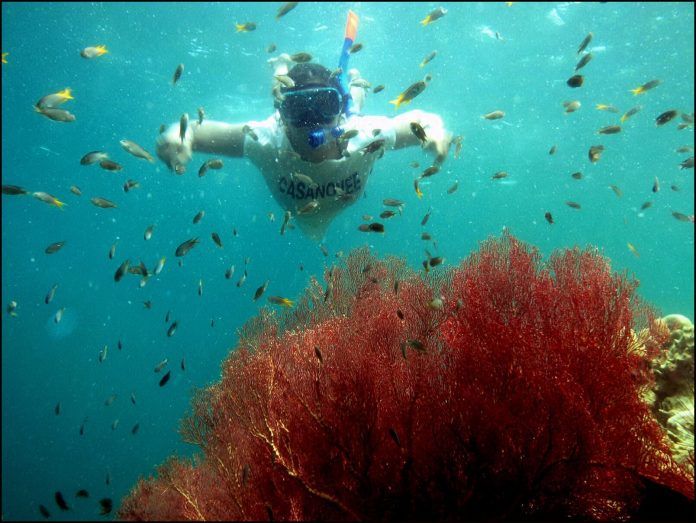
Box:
left=118, top=233, right=694, bottom=521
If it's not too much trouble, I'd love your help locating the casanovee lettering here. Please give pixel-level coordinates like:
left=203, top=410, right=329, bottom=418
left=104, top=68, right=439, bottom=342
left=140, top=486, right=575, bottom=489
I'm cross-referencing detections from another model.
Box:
left=278, top=172, right=362, bottom=200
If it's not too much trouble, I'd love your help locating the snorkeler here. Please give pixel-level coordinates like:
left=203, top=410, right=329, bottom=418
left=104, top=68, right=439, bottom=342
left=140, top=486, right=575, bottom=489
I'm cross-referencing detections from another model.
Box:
left=157, top=20, right=452, bottom=241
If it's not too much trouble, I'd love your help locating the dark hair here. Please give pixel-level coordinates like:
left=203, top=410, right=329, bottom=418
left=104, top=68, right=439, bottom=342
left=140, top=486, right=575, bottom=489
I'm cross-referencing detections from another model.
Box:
left=285, top=63, right=340, bottom=91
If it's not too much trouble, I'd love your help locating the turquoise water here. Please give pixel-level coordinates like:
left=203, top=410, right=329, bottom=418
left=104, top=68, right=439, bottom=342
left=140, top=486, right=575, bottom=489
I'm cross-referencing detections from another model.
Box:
left=2, top=2, right=693, bottom=520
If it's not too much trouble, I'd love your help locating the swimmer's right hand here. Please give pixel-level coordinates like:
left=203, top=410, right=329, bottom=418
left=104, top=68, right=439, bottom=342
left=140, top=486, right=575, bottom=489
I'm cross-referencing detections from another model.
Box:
left=156, top=125, right=193, bottom=173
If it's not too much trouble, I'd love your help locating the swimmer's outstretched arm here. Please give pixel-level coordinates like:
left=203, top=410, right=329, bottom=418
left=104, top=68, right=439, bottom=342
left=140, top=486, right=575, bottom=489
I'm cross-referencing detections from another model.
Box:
left=391, top=109, right=453, bottom=164
left=156, top=121, right=246, bottom=171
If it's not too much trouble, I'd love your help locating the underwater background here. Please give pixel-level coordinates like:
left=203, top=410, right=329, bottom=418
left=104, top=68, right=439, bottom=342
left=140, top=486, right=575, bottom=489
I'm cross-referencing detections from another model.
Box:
left=2, top=2, right=693, bottom=520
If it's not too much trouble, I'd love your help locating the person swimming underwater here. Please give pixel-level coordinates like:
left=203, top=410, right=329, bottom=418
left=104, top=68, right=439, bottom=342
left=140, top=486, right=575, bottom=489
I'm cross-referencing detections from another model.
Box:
left=156, top=54, right=452, bottom=241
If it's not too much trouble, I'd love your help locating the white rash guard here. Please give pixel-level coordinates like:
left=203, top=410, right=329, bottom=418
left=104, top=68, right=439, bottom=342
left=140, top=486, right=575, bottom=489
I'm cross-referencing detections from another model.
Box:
left=243, top=113, right=397, bottom=241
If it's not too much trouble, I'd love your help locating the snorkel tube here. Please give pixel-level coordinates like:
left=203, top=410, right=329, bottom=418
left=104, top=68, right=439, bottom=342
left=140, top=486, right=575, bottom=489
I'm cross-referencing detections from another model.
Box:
left=308, top=10, right=359, bottom=149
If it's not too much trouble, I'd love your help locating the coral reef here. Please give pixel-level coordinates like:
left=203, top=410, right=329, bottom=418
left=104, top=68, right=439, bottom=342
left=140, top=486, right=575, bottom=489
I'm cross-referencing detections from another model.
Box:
left=118, top=233, right=694, bottom=521
left=649, top=314, right=694, bottom=470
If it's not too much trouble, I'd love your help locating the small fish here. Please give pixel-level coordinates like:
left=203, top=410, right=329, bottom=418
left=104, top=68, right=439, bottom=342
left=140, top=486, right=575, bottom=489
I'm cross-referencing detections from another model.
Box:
left=296, top=200, right=320, bottom=215
left=7, top=300, right=18, bottom=317
left=32, top=191, right=66, bottom=209
left=143, top=300, right=152, bottom=309
left=290, top=172, right=318, bottom=189
left=630, top=79, right=660, bottom=96
left=45, top=241, right=66, bottom=254
left=492, top=171, right=508, bottom=180
left=679, top=156, right=693, bottom=169
left=167, top=321, right=178, bottom=337
left=389, top=80, right=427, bottom=109
left=548, top=145, right=557, bottom=155
left=571, top=172, right=583, bottom=180
left=159, top=370, right=171, bottom=387
left=420, top=6, right=447, bottom=26
left=357, top=222, right=385, bottom=233
left=114, top=259, right=130, bottom=282
left=609, top=185, right=622, bottom=197
left=338, top=129, right=359, bottom=144
left=54, top=307, right=65, bottom=324
left=118, top=339, right=123, bottom=350
left=98, top=159, right=123, bottom=172
left=349, top=42, right=363, bottom=54
left=428, top=256, right=443, bottom=268
left=131, top=423, right=140, bottom=435
left=242, top=125, right=259, bottom=141
left=2, top=184, right=29, bottom=195
left=268, top=296, right=294, bottom=307
left=421, top=165, right=440, bottom=178
left=123, top=179, right=140, bottom=192
left=565, top=201, right=581, bottom=209
left=55, top=402, right=61, bottom=415
left=361, top=139, right=386, bottom=155
left=198, top=278, right=203, bottom=296
left=670, top=184, right=680, bottom=192
left=99, top=498, right=113, bottom=515
left=90, top=196, right=117, bottom=208
left=290, top=52, right=311, bottom=62
left=35, top=88, right=74, bottom=109
left=652, top=177, right=659, bottom=193
left=108, top=241, right=117, bottom=260
left=254, top=280, right=270, bottom=301
left=274, top=74, right=295, bottom=88
left=320, top=244, right=329, bottom=257
left=154, top=358, right=168, bottom=373
left=596, top=104, right=620, bottom=113
left=671, top=211, right=694, bottom=222
left=655, top=110, right=679, bottom=126
left=39, top=504, right=51, bottom=518
left=676, top=146, right=694, bottom=153
left=419, top=51, right=437, bottom=68
left=225, top=265, right=235, bottom=279
left=144, top=225, right=155, bottom=240
left=401, top=339, right=426, bottom=359
left=620, top=105, right=642, bottom=123
left=130, top=392, right=137, bottom=405
left=98, top=345, right=108, bottom=363
left=70, top=185, right=82, bottom=196
left=383, top=198, right=404, bottom=207
left=640, top=201, right=652, bottom=211
left=104, top=394, right=117, bottom=406
left=627, top=242, right=640, bottom=258
left=588, top=145, right=604, bottom=163
left=380, top=210, right=397, bottom=219
left=120, top=139, right=154, bottom=163
left=373, top=84, right=385, bottom=94
left=421, top=208, right=432, bottom=226
left=428, top=297, right=444, bottom=311
left=236, top=270, right=247, bottom=288
left=193, top=210, right=205, bottom=224
left=105, top=472, right=111, bottom=485
left=44, top=283, right=58, bottom=305
left=577, top=32, right=593, bottom=54
left=175, top=238, right=200, bottom=257
left=211, top=232, right=223, bottom=248
left=446, top=181, right=459, bottom=194
left=75, top=489, right=90, bottom=498
left=563, top=100, right=581, bottom=113
left=544, top=212, right=554, bottom=224
left=172, top=63, right=184, bottom=85
left=396, top=309, right=404, bottom=320
left=574, top=52, right=593, bottom=71
left=453, top=135, right=463, bottom=159
left=267, top=43, right=277, bottom=53
left=598, top=125, right=621, bottom=135
left=179, top=113, right=189, bottom=143
left=35, top=106, right=76, bottom=122
left=236, top=22, right=257, bottom=32
left=566, top=75, right=584, bottom=88
left=482, top=110, right=505, bottom=120
left=55, top=491, right=70, bottom=511
left=280, top=210, right=292, bottom=235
